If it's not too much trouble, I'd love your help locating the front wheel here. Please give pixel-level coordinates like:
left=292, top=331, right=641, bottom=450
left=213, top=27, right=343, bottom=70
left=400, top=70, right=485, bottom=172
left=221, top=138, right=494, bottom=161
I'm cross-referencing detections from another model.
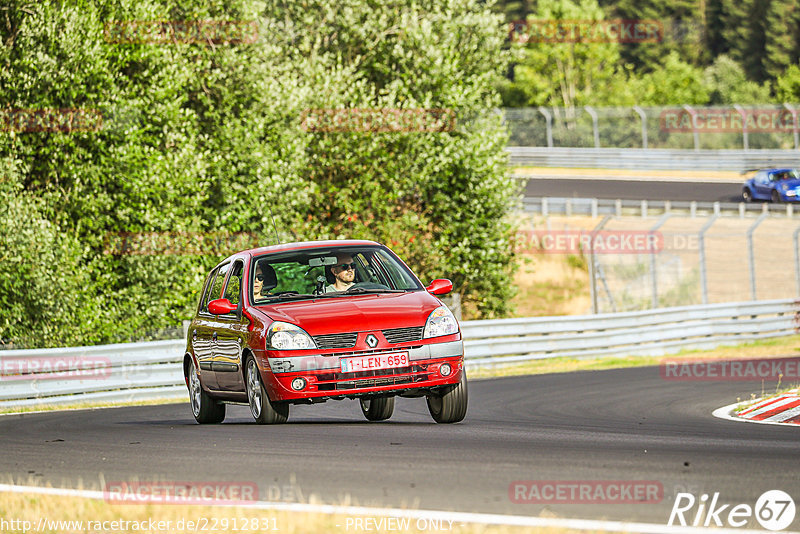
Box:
left=772, top=190, right=782, bottom=203
left=246, top=358, right=289, bottom=424
left=426, top=370, right=468, bottom=424
left=188, top=359, right=225, bottom=424
left=359, top=396, right=394, bottom=421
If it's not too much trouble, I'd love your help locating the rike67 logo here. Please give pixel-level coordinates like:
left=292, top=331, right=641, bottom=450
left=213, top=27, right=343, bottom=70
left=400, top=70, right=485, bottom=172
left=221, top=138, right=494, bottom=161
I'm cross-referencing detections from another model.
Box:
left=669, top=490, right=796, bottom=531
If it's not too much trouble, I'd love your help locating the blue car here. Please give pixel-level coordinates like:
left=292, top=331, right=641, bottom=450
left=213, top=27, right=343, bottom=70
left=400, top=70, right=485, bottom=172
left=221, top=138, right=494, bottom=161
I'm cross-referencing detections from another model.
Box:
left=742, top=168, right=800, bottom=203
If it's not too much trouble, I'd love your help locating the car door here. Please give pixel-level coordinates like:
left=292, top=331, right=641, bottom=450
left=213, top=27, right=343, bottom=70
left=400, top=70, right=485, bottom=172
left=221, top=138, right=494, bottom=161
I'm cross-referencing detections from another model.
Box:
left=212, top=259, right=250, bottom=392
left=753, top=171, right=772, bottom=199
left=193, top=262, right=230, bottom=391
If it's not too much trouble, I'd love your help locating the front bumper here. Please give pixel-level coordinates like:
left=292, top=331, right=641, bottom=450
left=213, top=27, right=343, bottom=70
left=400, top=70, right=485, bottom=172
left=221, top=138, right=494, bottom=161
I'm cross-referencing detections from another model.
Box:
left=261, top=340, right=464, bottom=402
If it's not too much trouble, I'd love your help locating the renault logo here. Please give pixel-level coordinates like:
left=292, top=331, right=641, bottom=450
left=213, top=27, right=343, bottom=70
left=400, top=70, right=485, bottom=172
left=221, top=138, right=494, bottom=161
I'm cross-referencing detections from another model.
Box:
left=365, top=334, right=379, bottom=348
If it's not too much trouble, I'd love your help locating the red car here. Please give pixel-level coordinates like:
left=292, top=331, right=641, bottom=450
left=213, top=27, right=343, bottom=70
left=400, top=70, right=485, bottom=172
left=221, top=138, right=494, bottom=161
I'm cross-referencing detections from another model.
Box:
left=183, top=240, right=467, bottom=424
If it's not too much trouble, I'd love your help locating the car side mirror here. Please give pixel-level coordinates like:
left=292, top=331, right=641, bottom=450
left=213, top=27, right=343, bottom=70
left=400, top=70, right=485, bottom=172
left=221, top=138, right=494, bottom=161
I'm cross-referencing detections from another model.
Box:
left=426, top=279, right=453, bottom=295
left=208, top=298, right=237, bottom=315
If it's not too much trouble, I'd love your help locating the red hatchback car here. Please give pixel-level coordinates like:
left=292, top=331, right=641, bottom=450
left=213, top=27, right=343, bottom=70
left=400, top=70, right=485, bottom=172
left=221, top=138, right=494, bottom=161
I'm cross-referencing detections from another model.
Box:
left=183, top=240, right=467, bottom=424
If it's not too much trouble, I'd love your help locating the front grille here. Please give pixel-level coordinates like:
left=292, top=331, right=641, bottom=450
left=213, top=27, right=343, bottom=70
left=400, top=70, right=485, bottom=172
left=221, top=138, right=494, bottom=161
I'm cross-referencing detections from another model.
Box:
left=313, top=333, right=357, bottom=349
left=383, top=326, right=424, bottom=344
left=315, top=364, right=430, bottom=391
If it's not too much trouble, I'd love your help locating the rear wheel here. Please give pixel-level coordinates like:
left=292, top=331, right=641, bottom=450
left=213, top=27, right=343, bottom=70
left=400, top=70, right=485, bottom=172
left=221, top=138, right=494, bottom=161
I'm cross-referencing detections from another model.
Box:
left=188, top=359, right=225, bottom=424
left=246, top=358, right=289, bottom=424
left=742, top=188, right=753, bottom=202
left=359, top=396, right=394, bottom=421
left=426, top=370, right=468, bottom=424
left=772, top=190, right=782, bottom=203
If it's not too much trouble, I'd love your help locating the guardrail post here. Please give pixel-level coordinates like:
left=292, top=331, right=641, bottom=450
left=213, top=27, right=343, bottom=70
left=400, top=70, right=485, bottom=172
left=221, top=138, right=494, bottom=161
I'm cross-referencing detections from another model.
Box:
left=683, top=105, right=700, bottom=150
left=734, top=104, right=748, bottom=150
left=784, top=103, right=798, bottom=149
left=542, top=197, right=548, bottom=218
left=591, top=198, right=598, bottom=218
left=649, top=213, right=671, bottom=309
left=747, top=212, right=768, bottom=300
left=739, top=203, right=745, bottom=218
left=633, top=106, right=648, bottom=149
left=538, top=107, right=554, bottom=148
left=615, top=199, right=622, bottom=217
left=641, top=200, right=648, bottom=218
left=794, top=225, right=800, bottom=298
left=585, top=106, right=600, bottom=148
left=690, top=201, right=697, bottom=218
left=713, top=202, right=720, bottom=215
left=590, top=215, right=612, bottom=314
left=698, top=214, right=719, bottom=305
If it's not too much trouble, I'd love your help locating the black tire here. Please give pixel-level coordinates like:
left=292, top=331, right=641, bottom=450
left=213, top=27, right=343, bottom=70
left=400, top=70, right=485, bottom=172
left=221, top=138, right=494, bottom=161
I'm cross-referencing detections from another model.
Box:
left=188, top=358, right=226, bottom=424
left=245, top=357, right=289, bottom=424
left=359, top=396, right=394, bottom=421
left=742, top=188, right=753, bottom=203
left=426, top=370, right=468, bottom=424
left=771, top=190, right=782, bottom=203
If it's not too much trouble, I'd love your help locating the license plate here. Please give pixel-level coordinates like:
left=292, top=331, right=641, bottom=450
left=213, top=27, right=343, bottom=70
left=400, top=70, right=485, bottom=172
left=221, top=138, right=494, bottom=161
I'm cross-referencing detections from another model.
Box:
left=340, top=352, right=409, bottom=373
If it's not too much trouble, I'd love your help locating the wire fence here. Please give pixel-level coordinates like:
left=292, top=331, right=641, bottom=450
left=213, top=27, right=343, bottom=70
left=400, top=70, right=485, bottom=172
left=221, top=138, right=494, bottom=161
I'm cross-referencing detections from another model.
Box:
left=504, top=106, right=800, bottom=150
left=521, top=210, right=800, bottom=313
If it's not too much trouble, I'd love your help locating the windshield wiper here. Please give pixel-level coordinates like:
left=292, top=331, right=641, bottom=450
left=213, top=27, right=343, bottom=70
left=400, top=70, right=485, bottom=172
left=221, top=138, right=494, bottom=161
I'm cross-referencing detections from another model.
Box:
left=344, top=287, right=405, bottom=294
left=262, top=292, right=316, bottom=301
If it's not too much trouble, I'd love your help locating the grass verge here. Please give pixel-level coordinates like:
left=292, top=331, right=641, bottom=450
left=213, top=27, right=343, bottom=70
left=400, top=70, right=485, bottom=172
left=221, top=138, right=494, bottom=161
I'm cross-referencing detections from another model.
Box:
left=469, top=334, right=800, bottom=380
left=0, top=487, right=608, bottom=534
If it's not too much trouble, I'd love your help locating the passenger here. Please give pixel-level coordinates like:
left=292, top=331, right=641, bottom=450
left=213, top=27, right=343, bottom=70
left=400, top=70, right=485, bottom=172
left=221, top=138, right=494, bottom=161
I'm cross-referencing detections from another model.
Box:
left=326, top=254, right=356, bottom=292
left=253, top=263, right=277, bottom=299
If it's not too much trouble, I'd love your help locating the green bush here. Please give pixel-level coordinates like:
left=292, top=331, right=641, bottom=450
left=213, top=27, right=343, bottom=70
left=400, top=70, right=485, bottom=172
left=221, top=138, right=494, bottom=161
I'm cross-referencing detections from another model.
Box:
left=0, top=0, right=517, bottom=347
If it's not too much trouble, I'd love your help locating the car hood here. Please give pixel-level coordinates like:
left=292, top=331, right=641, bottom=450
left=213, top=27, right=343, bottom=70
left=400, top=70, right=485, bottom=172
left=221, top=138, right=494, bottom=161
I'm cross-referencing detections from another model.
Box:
left=256, top=291, right=442, bottom=335
left=778, top=179, right=800, bottom=188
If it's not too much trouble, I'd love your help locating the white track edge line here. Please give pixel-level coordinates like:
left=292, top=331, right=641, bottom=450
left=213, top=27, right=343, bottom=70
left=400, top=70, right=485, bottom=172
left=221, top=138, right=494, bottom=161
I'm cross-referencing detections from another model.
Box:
left=0, top=483, right=789, bottom=534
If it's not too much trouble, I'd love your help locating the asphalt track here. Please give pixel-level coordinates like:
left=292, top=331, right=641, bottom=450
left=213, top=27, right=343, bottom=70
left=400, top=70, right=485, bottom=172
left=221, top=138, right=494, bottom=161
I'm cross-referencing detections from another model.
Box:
left=1, top=364, right=799, bottom=527
left=524, top=179, right=745, bottom=203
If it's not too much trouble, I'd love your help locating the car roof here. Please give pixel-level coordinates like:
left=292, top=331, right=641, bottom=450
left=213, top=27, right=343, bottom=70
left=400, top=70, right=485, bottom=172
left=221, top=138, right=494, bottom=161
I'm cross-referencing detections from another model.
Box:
left=216, top=239, right=384, bottom=266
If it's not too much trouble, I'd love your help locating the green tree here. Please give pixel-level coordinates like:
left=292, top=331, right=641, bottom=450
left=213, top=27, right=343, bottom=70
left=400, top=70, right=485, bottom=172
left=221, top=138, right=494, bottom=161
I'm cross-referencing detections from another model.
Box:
left=610, top=0, right=706, bottom=70
left=512, top=0, right=635, bottom=108
left=703, top=55, right=772, bottom=104
left=764, top=0, right=800, bottom=81
left=628, top=51, right=709, bottom=105
left=0, top=0, right=517, bottom=347
left=776, top=65, right=800, bottom=102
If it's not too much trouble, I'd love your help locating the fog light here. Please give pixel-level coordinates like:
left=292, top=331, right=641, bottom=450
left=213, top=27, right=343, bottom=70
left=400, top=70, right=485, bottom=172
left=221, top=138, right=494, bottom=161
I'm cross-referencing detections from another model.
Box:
left=291, top=377, right=307, bottom=391
left=439, top=363, right=452, bottom=377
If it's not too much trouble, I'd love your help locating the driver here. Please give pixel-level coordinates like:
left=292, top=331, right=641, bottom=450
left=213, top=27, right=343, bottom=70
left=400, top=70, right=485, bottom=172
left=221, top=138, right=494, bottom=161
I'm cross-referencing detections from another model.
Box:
left=326, top=253, right=356, bottom=292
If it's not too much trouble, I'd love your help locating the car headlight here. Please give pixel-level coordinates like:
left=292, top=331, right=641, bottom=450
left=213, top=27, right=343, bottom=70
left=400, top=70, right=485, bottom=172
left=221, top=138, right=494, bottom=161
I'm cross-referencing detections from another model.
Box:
left=423, top=306, right=459, bottom=339
left=267, top=322, right=316, bottom=350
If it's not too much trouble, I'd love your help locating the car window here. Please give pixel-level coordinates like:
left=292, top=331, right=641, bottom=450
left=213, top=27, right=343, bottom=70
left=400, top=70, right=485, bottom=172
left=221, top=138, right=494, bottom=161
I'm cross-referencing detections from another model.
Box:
left=755, top=171, right=767, bottom=184
left=201, top=262, right=230, bottom=313
left=223, top=260, right=243, bottom=306
left=251, top=246, right=422, bottom=303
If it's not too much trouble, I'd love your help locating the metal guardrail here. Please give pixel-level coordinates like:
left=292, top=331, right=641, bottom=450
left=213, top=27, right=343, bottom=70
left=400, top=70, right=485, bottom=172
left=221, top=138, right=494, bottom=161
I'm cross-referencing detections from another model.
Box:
left=1, top=300, right=797, bottom=408
left=521, top=196, right=797, bottom=218
left=508, top=147, right=800, bottom=172
left=461, top=299, right=798, bottom=367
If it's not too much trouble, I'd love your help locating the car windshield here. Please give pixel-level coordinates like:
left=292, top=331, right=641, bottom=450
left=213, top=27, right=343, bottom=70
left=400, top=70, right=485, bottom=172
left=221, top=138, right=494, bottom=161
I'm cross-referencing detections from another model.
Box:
left=251, top=245, right=422, bottom=303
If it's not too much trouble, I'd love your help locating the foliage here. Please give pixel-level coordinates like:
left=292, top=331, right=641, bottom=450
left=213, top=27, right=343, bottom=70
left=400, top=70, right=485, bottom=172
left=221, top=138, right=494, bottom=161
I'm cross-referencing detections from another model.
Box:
left=512, top=0, right=635, bottom=108
left=495, top=0, right=790, bottom=107
left=1, top=0, right=517, bottom=347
